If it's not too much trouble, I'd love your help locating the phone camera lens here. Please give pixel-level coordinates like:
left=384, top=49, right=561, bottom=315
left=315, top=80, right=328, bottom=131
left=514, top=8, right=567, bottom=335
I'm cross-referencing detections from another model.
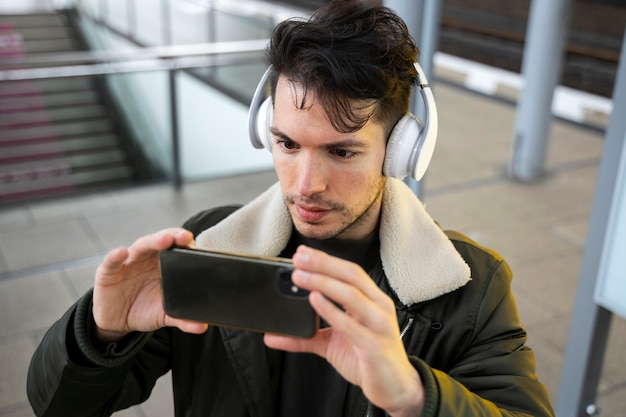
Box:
left=278, top=269, right=308, bottom=297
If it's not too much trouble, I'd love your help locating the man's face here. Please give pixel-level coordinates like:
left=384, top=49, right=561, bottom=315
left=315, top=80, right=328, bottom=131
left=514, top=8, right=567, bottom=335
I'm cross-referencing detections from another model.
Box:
left=271, top=76, right=387, bottom=240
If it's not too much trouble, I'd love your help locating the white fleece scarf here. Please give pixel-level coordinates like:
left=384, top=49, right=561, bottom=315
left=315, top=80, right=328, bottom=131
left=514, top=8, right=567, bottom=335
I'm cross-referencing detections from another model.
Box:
left=196, top=178, right=470, bottom=305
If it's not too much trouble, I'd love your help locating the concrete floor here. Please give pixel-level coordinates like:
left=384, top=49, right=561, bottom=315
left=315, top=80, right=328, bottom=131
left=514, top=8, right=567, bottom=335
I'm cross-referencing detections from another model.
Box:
left=1, top=75, right=624, bottom=416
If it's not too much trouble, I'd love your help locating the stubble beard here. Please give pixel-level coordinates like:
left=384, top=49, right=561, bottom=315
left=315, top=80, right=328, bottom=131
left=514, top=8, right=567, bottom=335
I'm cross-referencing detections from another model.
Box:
left=284, top=177, right=386, bottom=240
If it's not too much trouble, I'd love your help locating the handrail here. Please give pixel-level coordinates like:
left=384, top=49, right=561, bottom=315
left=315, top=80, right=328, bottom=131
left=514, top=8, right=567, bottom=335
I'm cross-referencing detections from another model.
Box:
left=0, top=39, right=270, bottom=67
left=0, top=39, right=269, bottom=81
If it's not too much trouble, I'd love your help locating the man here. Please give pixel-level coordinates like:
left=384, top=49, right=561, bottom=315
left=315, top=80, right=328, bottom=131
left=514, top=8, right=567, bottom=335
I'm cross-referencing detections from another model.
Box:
left=27, top=1, right=555, bottom=416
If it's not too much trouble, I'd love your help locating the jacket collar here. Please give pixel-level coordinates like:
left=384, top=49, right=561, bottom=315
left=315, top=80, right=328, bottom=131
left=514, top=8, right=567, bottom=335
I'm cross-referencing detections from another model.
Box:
left=196, top=178, right=470, bottom=305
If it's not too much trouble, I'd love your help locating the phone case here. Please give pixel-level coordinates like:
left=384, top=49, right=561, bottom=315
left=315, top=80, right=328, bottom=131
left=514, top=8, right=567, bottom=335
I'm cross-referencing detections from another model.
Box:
left=159, top=246, right=319, bottom=338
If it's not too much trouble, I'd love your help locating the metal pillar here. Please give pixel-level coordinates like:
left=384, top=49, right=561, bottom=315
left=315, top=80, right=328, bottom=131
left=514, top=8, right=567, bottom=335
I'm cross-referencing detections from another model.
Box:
left=127, top=0, right=136, bottom=38
left=383, top=0, right=422, bottom=51
left=556, top=31, right=626, bottom=417
left=162, top=0, right=171, bottom=46
left=169, top=69, right=182, bottom=189
left=384, top=0, right=441, bottom=199
left=383, top=0, right=427, bottom=117
left=415, top=1, right=442, bottom=102
left=508, top=0, right=572, bottom=181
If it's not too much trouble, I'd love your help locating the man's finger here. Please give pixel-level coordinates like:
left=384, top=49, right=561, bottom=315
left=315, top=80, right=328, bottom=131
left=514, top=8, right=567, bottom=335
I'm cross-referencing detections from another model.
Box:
left=96, top=247, right=130, bottom=280
left=166, top=317, right=209, bottom=334
left=132, top=228, right=194, bottom=254
left=292, top=246, right=385, bottom=303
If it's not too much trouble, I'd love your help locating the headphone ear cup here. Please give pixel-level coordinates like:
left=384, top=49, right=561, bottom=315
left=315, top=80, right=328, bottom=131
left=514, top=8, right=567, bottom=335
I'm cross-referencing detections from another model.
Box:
left=411, top=112, right=437, bottom=181
left=254, top=96, right=274, bottom=151
left=384, top=61, right=439, bottom=182
left=383, top=114, right=423, bottom=179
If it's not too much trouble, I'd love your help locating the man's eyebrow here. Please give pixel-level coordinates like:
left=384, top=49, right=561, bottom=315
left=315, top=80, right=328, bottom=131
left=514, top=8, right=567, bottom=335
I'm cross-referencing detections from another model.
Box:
left=270, top=127, right=291, bottom=141
left=270, top=127, right=369, bottom=149
left=326, top=138, right=369, bottom=149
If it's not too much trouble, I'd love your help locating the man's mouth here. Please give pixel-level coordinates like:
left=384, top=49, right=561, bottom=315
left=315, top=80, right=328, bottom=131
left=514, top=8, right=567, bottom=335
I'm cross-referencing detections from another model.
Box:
left=295, top=204, right=331, bottom=222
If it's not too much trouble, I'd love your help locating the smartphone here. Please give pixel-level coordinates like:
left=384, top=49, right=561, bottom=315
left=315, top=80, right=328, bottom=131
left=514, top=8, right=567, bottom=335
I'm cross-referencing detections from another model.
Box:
left=159, top=246, right=319, bottom=338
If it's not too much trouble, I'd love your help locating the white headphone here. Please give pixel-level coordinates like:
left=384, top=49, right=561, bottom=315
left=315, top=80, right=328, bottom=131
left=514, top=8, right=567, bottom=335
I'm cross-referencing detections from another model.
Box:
left=248, top=62, right=438, bottom=181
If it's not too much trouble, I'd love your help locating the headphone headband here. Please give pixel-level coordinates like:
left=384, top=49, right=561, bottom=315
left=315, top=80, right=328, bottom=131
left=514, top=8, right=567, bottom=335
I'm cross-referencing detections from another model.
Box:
left=409, top=64, right=438, bottom=181
left=248, top=65, right=274, bottom=149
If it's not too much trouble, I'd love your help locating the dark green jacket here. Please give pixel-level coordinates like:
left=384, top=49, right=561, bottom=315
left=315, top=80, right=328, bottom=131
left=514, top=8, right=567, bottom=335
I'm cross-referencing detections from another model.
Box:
left=27, top=188, right=555, bottom=417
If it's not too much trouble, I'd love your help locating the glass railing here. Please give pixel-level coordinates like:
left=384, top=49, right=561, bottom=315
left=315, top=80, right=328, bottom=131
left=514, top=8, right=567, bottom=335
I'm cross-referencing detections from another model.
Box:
left=1, top=0, right=312, bottom=186
left=68, top=0, right=299, bottom=104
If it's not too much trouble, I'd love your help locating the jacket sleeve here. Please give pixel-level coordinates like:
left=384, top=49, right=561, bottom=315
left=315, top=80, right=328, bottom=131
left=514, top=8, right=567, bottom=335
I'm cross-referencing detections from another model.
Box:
left=26, top=207, right=240, bottom=417
left=412, top=257, right=555, bottom=417
left=26, top=290, right=172, bottom=417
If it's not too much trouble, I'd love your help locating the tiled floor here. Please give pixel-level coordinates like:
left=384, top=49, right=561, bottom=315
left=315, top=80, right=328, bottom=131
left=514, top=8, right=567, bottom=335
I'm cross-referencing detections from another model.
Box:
left=1, top=79, right=624, bottom=417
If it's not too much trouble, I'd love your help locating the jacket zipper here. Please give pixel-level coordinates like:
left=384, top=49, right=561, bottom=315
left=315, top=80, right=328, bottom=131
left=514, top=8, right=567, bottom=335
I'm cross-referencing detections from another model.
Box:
left=363, top=316, right=416, bottom=417
left=400, top=316, right=415, bottom=339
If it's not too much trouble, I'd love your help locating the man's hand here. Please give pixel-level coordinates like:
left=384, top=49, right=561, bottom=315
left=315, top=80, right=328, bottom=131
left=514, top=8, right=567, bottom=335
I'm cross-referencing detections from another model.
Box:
left=264, top=245, right=424, bottom=416
left=93, top=228, right=208, bottom=343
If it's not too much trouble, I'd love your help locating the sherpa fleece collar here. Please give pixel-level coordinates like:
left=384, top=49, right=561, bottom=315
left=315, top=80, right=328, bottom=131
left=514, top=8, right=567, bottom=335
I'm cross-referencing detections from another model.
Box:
left=196, top=178, right=470, bottom=305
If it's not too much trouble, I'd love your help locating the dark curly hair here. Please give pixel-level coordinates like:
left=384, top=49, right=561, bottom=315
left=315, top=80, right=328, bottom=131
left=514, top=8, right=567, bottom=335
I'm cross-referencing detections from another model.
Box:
left=267, top=0, right=419, bottom=137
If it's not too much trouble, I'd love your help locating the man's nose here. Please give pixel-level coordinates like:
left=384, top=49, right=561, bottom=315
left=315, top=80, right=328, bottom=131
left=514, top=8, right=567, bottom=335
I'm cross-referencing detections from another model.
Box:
left=296, top=152, right=327, bottom=197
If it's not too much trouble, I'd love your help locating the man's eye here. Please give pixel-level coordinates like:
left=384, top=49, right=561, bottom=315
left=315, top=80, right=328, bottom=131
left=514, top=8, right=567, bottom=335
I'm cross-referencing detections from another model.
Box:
left=277, top=140, right=298, bottom=150
left=332, top=149, right=356, bottom=159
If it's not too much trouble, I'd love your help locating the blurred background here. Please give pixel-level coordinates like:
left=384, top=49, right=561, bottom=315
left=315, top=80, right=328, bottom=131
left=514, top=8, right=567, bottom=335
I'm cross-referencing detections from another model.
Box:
left=0, top=0, right=625, bottom=416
